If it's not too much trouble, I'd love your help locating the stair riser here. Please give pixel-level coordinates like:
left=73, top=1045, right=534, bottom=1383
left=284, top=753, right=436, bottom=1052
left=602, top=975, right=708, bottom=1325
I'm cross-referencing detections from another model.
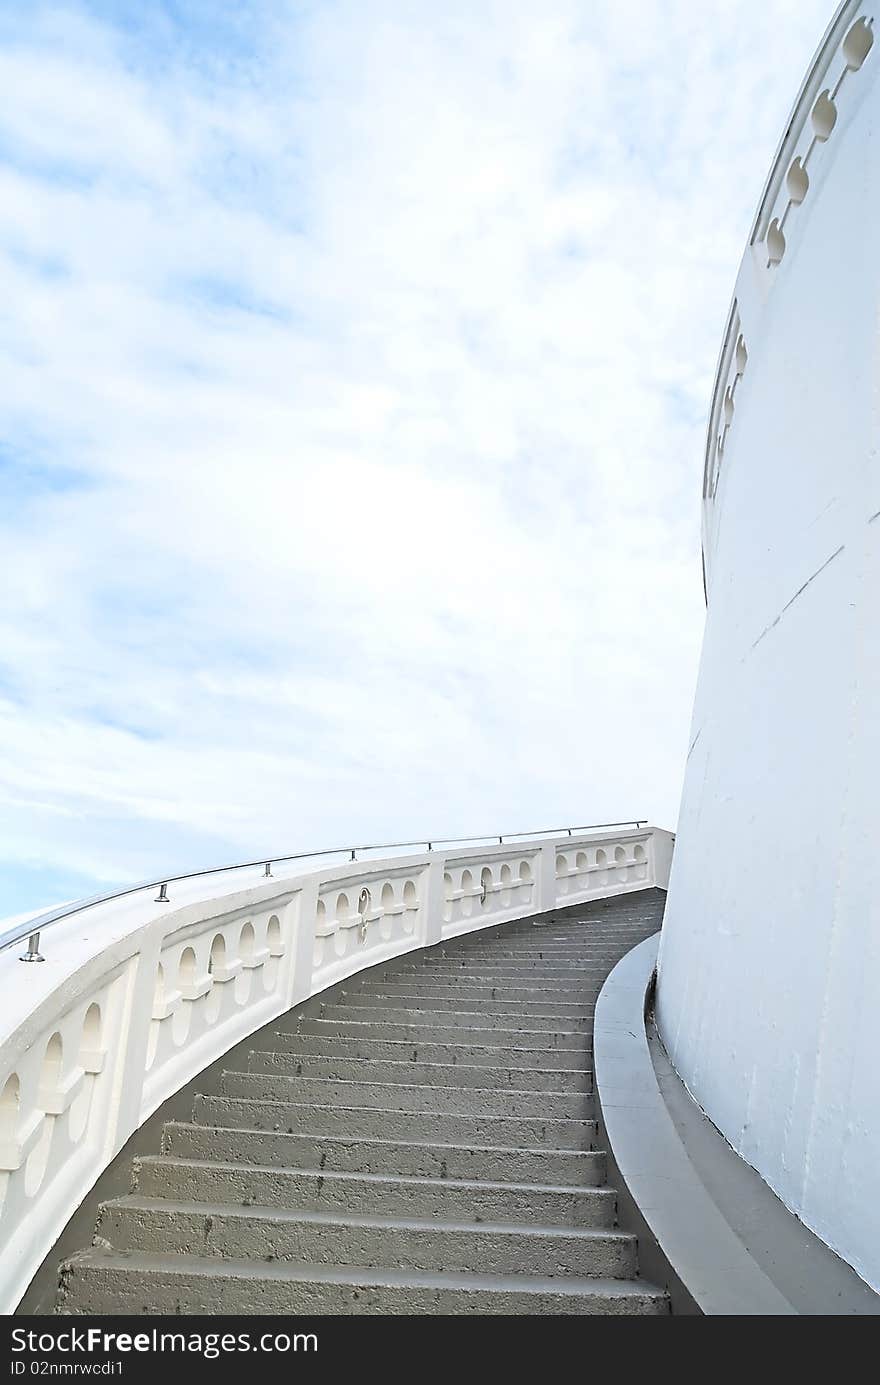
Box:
left=96, top=1205, right=637, bottom=1278
left=244, top=1052, right=592, bottom=1092
left=290, top=1018, right=590, bottom=1050
left=218, top=1072, right=591, bottom=1120
left=132, top=1161, right=616, bottom=1227
left=316, top=1005, right=592, bottom=1031
left=59, top=1262, right=666, bottom=1316
left=263, top=1035, right=590, bottom=1069
left=347, top=984, right=600, bottom=1002
left=192, top=1096, right=597, bottom=1149
left=161, top=1123, right=607, bottom=1185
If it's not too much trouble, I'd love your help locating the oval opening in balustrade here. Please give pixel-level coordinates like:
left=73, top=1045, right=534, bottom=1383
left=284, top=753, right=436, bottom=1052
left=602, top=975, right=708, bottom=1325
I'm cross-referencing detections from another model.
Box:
left=766, top=218, right=786, bottom=266
left=576, top=851, right=588, bottom=870
left=500, top=863, right=512, bottom=883
left=336, top=893, right=351, bottom=919
left=208, top=934, right=226, bottom=974
left=205, top=936, right=226, bottom=1022
left=595, top=848, right=607, bottom=866
left=633, top=844, right=646, bottom=862
left=0, top=1074, right=20, bottom=1210
left=811, top=89, right=837, bottom=140
left=786, top=157, right=809, bottom=204
left=41, top=1032, right=63, bottom=1094
left=461, top=870, right=473, bottom=915
left=0, top=1072, right=19, bottom=1142
left=843, top=16, right=874, bottom=70
left=27, top=1034, right=63, bottom=1197
left=735, top=335, right=748, bottom=374
left=519, top=860, right=532, bottom=882
left=555, top=854, right=567, bottom=875
left=264, top=915, right=282, bottom=991
left=381, top=882, right=395, bottom=910
left=80, top=1003, right=101, bottom=1054
left=70, top=1004, right=102, bottom=1144
left=178, top=947, right=197, bottom=988
left=239, top=922, right=256, bottom=961
left=403, top=879, right=417, bottom=906
left=480, top=866, right=493, bottom=906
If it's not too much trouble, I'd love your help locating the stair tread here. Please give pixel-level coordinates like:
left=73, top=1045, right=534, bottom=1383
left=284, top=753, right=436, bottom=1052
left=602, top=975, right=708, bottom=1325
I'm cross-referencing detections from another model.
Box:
left=105, top=1195, right=632, bottom=1240
left=163, top=1120, right=599, bottom=1160
left=223, top=1068, right=585, bottom=1097
left=195, top=1095, right=593, bottom=1125
left=249, top=1057, right=592, bottom=1079
left=66, top=1247, right=663, bottom=1297
left=136, top=1154, right=612, bottom=1199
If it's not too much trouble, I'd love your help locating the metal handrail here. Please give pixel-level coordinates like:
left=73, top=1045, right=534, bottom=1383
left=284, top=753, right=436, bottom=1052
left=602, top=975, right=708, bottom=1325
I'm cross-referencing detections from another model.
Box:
left=2, top=819, right=647, bottom=962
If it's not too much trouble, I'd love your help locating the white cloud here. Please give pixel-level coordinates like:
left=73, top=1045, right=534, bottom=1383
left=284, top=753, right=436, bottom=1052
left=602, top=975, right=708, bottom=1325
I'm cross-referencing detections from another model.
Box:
left=0, top=0, right=832, bottom=905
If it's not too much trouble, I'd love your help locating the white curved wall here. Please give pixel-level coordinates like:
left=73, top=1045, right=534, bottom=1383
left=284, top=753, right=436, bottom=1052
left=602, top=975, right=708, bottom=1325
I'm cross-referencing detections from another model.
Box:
left=657, top=2, right=880, bottom=1290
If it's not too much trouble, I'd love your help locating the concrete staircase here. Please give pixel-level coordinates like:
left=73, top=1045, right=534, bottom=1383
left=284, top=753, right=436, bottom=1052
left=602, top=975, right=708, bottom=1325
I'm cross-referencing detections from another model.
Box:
left=56, top=889, right=669, bottom=1315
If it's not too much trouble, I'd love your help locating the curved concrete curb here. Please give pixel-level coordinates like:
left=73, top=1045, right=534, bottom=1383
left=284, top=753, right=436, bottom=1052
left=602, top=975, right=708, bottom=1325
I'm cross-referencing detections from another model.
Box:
left=594, top=935, right=794, bottom=1315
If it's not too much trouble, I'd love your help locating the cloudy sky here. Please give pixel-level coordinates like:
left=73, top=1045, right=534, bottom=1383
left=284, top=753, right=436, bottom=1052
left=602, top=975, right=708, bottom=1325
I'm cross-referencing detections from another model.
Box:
left=0, top=0, right=832, bottom=913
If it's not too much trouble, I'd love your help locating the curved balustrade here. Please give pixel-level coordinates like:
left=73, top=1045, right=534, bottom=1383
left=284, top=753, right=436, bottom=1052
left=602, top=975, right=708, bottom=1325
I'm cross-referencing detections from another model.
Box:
left=702, top=0, right=875, bottom=589
left=0, top=824, right=672, bottom=1313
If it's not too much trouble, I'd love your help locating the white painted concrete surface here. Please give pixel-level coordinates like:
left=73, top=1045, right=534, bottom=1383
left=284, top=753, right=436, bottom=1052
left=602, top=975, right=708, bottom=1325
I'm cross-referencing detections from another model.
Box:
left=0, top=825, right=671, bottom=1313
left=657, top=0, right=880, bottom=1292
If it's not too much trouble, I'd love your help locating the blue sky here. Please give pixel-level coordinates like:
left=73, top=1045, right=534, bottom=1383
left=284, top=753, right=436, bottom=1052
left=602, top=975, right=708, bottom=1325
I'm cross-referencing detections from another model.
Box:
left=0, top=0, right=833, bottom=915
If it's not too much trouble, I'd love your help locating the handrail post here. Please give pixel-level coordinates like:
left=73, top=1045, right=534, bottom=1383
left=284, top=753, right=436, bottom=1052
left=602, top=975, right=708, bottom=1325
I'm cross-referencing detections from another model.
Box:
left=154, top=883, right=170, bottom=903
left=19, top=932, right=44, bottom=963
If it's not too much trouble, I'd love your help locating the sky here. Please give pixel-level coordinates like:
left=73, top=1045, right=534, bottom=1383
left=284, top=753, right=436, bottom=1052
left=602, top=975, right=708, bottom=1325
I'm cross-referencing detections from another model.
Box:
left=0, top=0, right=834, bottom=914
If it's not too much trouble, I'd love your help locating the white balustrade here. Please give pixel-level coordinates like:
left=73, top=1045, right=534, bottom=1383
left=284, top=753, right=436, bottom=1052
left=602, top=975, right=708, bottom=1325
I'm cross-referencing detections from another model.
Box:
left=702, top=1, right=876, bottom=579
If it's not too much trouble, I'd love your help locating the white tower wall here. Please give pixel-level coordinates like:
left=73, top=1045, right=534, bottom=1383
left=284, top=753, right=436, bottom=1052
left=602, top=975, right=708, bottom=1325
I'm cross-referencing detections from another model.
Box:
left=656, top=2, right=880, bottom=1289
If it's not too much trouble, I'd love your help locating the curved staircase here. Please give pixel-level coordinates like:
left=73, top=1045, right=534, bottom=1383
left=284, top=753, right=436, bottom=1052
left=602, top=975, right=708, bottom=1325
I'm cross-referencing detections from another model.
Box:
left=55, top=890, right=669, bottom=1315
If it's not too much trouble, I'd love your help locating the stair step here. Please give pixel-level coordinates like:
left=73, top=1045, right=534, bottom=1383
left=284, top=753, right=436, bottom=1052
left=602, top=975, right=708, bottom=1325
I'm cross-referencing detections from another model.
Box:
left=218, top=1071, right=591, bottom=1120
left=132, top=1157, right=615, bottom=1226
left=192, top=1095, right=597, bottom=1149
left=244, top=1051, right=592, bottom=1092
left=437, top=947, right=651, bottom=958
left=161, top=1121, right=605, bottom=1184
left=383, top=968, right=605, bottom=982
left=94, top=1197, right=637, bottom=1278
left=322, top=1000, right=593, bottom=1023
left=390, top=962, right=614, bottom=974
left=289, top=1017, right=590, bottom=1050
left=345, top=982, right=599, bottom=1003
left=59, top=1249, right=669, bottom=1316
left=261, top=1034, right=590, bottom=1069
